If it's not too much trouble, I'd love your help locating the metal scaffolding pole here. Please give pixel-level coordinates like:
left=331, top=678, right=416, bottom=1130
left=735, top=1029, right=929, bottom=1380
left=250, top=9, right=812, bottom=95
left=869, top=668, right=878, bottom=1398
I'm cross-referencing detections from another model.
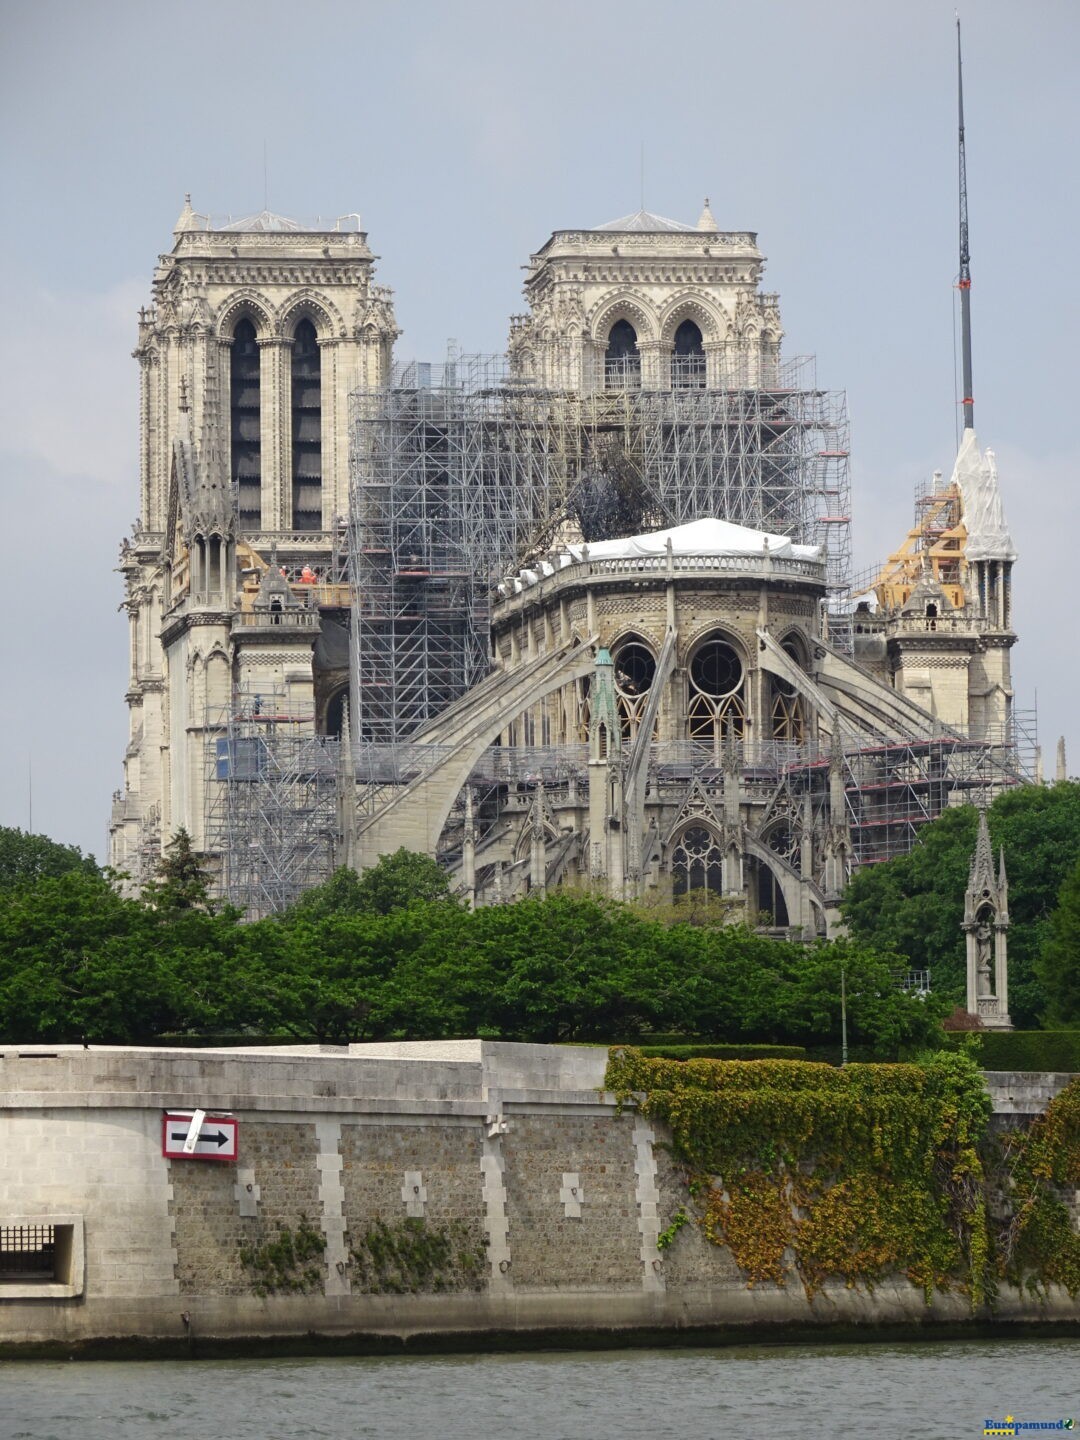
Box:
left=203, top=687, right=340, bottom=917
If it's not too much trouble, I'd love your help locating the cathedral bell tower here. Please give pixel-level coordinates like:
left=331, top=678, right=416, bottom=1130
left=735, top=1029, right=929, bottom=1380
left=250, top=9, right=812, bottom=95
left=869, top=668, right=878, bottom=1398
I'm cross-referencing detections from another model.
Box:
left=110, top=200, right=398, bottom=882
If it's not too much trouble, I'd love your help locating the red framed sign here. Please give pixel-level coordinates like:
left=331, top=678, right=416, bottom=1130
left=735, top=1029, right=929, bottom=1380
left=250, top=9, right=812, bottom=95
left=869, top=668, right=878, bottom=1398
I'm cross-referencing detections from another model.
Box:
left=162, top=1112, right=239, bottom=1162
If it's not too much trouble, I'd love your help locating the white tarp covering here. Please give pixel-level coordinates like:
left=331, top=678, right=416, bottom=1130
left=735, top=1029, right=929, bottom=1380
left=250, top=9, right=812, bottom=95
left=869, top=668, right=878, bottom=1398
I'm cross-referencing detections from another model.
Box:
left=565, top=518, right=821, bottom=563
left=954, top=428, right=1016, bottom=563
left=500, top=518, right=821, bottom=595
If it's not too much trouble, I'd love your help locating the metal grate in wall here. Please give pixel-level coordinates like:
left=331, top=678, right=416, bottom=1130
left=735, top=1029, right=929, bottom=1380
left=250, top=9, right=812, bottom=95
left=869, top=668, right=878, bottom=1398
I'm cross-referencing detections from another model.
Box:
left=0, top=1224, right=56, bottom=1279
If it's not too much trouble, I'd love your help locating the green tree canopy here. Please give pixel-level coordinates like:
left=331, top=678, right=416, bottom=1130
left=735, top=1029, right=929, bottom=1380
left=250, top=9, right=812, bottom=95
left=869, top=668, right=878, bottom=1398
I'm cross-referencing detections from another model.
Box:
left=842, top=781, right=1080, bottom=1027
left=286, top=850, right=456, bottom=921
left=0, top=827, right=98, bottom=891
left=1035, top=856, right=1080, bottom=1027
left=142, top=828, right=214, bottom=912
left=0, top=869, right=172, bottom=1042
left=0, top=838, right=947, bottom=1054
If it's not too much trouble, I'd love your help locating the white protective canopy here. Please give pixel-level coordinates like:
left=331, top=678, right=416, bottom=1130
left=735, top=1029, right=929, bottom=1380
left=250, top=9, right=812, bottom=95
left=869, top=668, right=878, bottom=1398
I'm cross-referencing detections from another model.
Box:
left=954, top=428, right=1016, bottom=563
left=567, top=517, right=821, bottom=563
left=501, top=518, right=822, bottom=594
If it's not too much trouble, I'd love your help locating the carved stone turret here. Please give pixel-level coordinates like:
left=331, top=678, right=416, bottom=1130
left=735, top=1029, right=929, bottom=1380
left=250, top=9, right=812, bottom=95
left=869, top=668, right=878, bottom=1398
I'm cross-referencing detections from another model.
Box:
left=963, top=807, right=1012, bottom=1029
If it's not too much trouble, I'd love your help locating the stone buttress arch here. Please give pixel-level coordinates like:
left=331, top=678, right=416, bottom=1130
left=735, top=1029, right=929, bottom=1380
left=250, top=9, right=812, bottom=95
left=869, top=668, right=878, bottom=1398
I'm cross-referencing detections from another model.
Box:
left=356, top=642, right=598, bottom=863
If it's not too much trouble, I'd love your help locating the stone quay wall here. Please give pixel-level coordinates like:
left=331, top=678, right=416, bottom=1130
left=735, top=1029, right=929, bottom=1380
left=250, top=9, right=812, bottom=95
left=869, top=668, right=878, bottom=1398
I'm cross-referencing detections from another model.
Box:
left=0, top=1042, right=1075, bottom=1353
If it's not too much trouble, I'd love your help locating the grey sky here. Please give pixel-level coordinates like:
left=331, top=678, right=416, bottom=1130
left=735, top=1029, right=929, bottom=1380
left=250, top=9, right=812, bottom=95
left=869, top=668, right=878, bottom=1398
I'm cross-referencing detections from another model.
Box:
left=0, top=0, right=1076, bottom=858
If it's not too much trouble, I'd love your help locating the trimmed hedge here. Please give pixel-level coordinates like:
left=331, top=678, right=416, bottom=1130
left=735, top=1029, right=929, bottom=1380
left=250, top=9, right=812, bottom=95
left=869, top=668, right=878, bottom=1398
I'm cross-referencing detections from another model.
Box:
left=636, top=1043, right=807, bottom=1062
left=976, top=1029, right=1080, bottom=1073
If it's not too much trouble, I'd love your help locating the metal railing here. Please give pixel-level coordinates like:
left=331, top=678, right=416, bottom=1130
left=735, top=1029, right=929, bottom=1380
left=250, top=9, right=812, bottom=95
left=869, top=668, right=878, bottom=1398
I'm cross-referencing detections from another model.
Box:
left=231, top=610, right=320, bottom=631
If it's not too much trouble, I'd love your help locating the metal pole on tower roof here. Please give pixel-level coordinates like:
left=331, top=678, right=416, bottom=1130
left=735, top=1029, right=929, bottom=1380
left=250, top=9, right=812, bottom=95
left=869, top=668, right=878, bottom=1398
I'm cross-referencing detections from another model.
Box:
left=957, top=17, right=975, bottom=432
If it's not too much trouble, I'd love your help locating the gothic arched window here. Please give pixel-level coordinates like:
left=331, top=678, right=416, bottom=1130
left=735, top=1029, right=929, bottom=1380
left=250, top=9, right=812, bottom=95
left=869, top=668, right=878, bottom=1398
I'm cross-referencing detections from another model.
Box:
left=613, top=638, right=657, bottom=740
left=291, top=319, right=322, bottom=531
left=746, top=855, right=789, bottom=928
left=687, top=636, right=746, bottom=759
left=323, top=687, right=347, bottom=739
left=230, top=319, right=261, bottom=529
left=605, top=319, right=640, bottom=390
left=672, top=319, right=705, bottom=389
left=671, top=824, right=724, bottom=897
left=771, top=640, right=807, bottom=742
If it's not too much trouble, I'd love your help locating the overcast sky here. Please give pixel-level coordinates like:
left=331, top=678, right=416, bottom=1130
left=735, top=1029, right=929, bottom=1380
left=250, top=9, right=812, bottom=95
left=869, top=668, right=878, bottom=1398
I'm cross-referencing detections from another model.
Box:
left=0, top=0, right=1076, bottom=859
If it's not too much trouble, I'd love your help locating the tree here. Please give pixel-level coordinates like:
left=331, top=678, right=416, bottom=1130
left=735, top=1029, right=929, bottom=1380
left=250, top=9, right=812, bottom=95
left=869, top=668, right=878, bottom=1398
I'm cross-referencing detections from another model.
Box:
left=468, top=892, right=667, bottom=1042
left=1035, top=857, right=1080, bottom=1026
left=0, top=870, right=180, bottom=1043
left=286, top=851, right=457, bottom=920
left=142, top=828, right=213, bottom=912
left=841, top=782, right=1080, bottom=1027
left=232, top=902, right=472, bottom=1043
left=0, top=827, right=98, bottom=891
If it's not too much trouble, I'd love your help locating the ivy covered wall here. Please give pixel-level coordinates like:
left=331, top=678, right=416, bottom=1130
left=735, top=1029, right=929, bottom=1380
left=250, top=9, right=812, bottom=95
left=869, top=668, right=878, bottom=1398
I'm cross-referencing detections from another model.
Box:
left=606, top=1049, right=1080, bottom=1307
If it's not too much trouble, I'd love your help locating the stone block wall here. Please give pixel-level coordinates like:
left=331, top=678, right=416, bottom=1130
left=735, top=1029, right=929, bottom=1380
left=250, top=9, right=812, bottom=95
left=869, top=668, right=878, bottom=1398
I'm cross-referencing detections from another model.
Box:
left=1, top=1044, right=1077, bottom=1348
left=652, top=1145, right=743, bottom=1289
left=501, top=1113, right=641, bottom=1290
left=171, top=1120, right=320, bottom=1296
left=0, top=1108, right=178, bottom=1301
left=339, top=1119, right=487, bottom=1294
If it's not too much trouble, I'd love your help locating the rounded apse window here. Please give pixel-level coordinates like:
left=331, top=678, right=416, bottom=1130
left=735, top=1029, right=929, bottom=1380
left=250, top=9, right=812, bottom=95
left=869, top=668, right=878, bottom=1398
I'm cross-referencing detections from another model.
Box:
left=690, top=640, right=743, bottom=697
left=614, top=642, right=656, bottom=696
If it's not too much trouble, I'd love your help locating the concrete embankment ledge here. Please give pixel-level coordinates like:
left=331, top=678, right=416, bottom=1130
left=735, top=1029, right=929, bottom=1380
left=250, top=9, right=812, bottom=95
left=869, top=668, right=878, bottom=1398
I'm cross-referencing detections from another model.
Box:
left=0, top=1042, right=1076, bottom=1356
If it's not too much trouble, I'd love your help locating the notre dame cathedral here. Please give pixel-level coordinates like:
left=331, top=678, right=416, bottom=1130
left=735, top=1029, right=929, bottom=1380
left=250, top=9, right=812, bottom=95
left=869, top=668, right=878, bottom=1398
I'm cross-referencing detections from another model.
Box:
left=109, top=197, right=1023, bottom=933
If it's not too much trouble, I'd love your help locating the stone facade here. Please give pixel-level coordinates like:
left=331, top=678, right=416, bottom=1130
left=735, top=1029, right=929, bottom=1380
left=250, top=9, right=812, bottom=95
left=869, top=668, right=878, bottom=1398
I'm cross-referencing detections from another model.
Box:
left=852, top=429, right=1017, bottom=741
left=501, top=1114, right=641, bottom=1290
left=171, top=1120, right=321, bottom=1296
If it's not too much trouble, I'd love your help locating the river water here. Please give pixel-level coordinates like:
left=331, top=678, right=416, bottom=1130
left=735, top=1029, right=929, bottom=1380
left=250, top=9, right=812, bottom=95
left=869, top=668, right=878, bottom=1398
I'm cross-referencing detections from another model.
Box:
left=2, top=1339, right=1077, bottom=1440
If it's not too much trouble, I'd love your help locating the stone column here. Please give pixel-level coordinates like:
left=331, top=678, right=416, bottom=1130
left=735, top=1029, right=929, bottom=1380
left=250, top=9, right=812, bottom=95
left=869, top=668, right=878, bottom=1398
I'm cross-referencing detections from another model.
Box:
left=994, top=924, right=1010, bottom=1021
left=319, top=336, right=341, bottom=530
left=964, top=923, right=978, bottom=1017
left=637, top=341, right=662, bottom=390
left=260, top=338, right=293, bottom=532
left=462, top=788, right=476, bottom=910
left=703, top=339, right=726, bottom=389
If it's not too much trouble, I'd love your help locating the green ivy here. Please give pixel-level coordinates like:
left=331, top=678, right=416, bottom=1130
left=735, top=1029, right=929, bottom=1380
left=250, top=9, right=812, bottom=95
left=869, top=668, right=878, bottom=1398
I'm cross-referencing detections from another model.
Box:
left=607, top=1048, right=994, bottom=1305
left=988, top=1077, right=1080, bottom=1297
left=656, top=1209, right=689, bottom=1250
left=238, top=1216, right=326, bottom=1297
left=350, top=1217, right=487, bottom=1295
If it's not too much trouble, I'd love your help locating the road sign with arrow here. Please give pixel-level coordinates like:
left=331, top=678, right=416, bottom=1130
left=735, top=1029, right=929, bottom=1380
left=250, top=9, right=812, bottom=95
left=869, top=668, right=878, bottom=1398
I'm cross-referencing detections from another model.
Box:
left=162, top=1112, right=239, bottom=1162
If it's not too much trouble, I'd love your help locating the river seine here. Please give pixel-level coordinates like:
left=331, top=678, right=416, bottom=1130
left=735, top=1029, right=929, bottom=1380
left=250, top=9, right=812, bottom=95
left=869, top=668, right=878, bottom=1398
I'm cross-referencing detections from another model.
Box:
left=2, top=1338, right=1076, bottom=1440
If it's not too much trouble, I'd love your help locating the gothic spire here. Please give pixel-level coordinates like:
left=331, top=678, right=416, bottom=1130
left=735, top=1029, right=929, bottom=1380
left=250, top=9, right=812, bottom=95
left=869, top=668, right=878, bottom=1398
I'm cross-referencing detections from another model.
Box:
left=967, top=805, right=996, bottom=901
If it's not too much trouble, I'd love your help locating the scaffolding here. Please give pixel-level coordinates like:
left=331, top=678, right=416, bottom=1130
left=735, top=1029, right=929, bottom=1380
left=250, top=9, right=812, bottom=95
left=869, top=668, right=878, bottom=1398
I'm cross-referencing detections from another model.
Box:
left=853, top=465, right=968, bottom=614
left=206, top=344, right=1037, bottom=910
left=772, top=707, right=1037, bottom=869
left=349, top=352, right=852, bottom=746
left=203, top=687, right=340, bottom=917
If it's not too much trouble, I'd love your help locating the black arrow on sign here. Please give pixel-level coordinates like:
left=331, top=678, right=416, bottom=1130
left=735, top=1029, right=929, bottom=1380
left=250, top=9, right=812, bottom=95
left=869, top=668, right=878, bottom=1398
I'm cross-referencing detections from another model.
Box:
left=169, top=1129, right=230, bottom=1148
